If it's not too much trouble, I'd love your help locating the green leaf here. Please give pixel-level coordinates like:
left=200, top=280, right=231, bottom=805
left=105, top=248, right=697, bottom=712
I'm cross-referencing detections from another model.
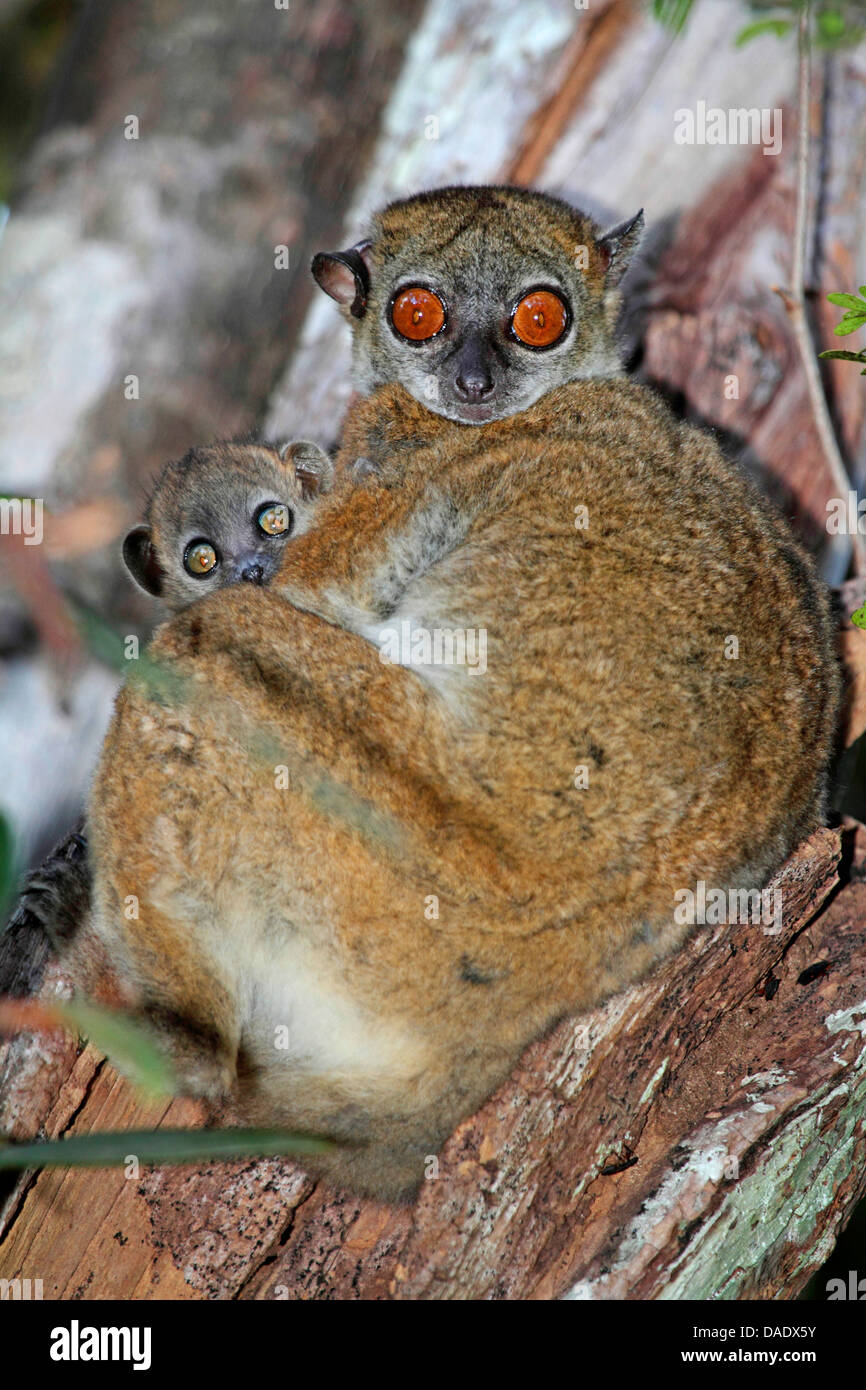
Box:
left=71, top=600, right=194, bottom=708
left=819, top=349, right=866, bottom=362
left=735, top=18, right=792, bottom=46
left=859, top=287, right=866, bottom=301
left=827, top=292, right=866, bottom=310
left=0, top=1126, right=335, bottom=1170
left=834, top=315, right=866, bottom=337
left=0, top=810, right=15, bottom=928
left=651, top=0, right=696, bottom=35
left=72, top=601, right=127, bottom=671
left=55, top=1000, right=176, bottom=1097
left=817, top=10, right=847, bottom=42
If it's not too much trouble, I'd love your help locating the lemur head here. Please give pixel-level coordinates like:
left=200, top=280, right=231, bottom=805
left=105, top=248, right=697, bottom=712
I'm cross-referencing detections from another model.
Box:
left=123, top=440, right=333, bottom=612
left=311, top=185, right=643, bottom=425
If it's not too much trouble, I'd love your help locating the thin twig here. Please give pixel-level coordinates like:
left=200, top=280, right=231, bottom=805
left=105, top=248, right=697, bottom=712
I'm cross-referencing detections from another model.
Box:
left=776, top=1, right=865, bottom=575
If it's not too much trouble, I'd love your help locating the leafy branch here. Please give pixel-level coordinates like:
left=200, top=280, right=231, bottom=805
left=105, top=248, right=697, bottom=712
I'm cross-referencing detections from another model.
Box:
left=652, top=0, right=863, bottom=47
left=820, top=288, right=866, bottom=374
left=652, top=0, right=866, bottom=573
left=775, top=3, right=866, bottom=573
left=0, top=995, right=176, bottom=1096
left=0, top=1128, right=333, bottom=1171
left=0, top=993, right=333, bottom=1168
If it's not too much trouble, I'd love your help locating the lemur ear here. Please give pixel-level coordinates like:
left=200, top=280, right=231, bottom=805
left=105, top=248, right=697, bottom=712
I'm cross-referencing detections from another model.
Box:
left=122, top=524, right=165, bottom=597
left=280, top=440, right=335, bottom=500
left=597, top=209, right=644, bottom=287
left=310, top=240, right=373, bottom=318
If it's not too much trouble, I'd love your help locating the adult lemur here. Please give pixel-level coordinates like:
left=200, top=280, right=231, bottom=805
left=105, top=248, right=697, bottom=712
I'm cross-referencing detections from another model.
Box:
left=15, top=188, right=841, bottom=1198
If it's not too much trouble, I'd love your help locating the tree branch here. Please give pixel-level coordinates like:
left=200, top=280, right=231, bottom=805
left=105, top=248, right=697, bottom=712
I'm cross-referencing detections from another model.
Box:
left=777, top=1, right=865, bottom=574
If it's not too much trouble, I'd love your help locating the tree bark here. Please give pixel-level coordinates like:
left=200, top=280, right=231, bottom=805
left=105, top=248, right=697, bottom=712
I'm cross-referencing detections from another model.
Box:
left=2, top=819, right=865, bottom=1300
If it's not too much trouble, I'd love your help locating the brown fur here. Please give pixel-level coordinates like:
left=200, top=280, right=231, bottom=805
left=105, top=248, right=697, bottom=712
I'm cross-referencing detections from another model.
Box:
left=80, top=377, right=841, bottom=1197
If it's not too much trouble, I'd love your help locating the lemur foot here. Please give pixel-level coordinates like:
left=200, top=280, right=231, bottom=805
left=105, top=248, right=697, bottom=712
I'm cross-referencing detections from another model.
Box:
left=7, top=822, right=92, bottom=950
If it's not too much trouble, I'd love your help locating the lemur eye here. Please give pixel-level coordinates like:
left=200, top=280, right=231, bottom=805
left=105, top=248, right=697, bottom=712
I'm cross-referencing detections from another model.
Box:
left=390, top=286, right=447, bottom=342
left=256, top=502, right=292, bottom=536
left=510, top=289, right=569, bottom=349
left=184, top=540, right=218, bottom=576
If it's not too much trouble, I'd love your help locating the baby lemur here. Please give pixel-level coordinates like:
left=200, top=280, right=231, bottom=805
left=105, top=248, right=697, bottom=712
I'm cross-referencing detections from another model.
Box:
left=10, top=439, right=333, bottom=952
left=123, top=439, right=333, bottom=611
left=27, top=188, right=842, bottom=1200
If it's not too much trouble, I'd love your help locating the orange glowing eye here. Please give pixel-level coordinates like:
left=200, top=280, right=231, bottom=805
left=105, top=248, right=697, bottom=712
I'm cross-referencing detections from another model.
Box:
left=390, top=287, right=447, bottom=342
left=510, top=289, right=569, bottom=348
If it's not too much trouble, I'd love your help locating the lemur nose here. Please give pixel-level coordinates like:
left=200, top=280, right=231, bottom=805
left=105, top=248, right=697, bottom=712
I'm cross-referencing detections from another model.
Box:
left=455, top=371, right=495, bottom=403
left=241, top=563, right=265, bottom=585
left=454, top=334, right=495, bottom=403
